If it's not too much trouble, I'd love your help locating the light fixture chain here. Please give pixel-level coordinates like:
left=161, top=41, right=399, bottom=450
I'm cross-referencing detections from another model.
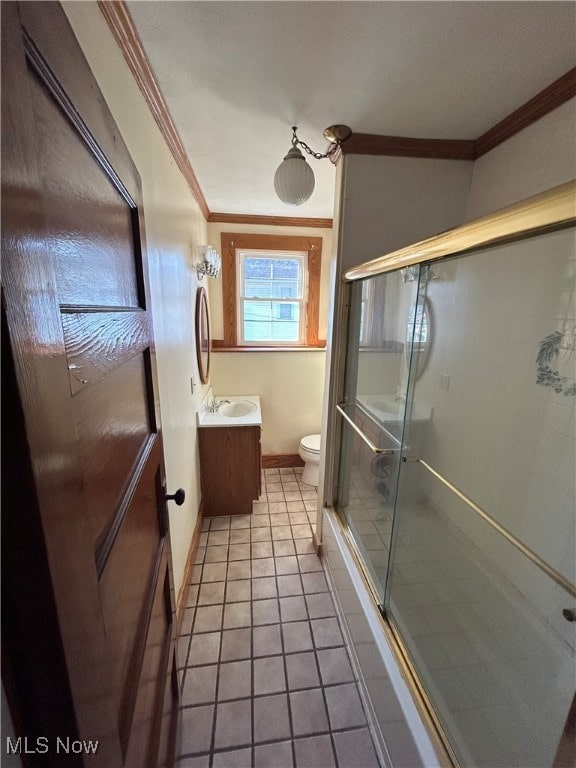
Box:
left=297, top=139, right=337, bottom=160
left=291, top=126, right=338, bottom=160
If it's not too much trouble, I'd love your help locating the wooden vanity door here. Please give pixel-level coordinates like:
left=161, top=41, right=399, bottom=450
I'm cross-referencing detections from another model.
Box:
left=199, top=426, right=262, bottom=516
left=2, top=3, right=178, bottom=766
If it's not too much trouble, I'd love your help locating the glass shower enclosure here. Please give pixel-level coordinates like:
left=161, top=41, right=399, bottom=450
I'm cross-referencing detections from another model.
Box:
left=334, top=187, right=576, bottom=767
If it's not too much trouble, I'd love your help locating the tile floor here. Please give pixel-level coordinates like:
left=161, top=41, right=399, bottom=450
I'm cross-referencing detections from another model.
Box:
left=176, top=467, right=382, bottom=768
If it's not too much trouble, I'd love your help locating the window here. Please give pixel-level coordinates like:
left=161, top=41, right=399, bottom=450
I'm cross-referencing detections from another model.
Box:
left=238, top=250, right=306, bottom=344
left=358, top=279, right=374, bottom=346
left=219, top=233, right=323, bottom=348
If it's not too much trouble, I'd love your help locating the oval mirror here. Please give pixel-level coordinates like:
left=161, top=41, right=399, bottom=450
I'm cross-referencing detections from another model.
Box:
left=195, top=286, right=211, bottom=384
left=406, top=296, right=433, bottom=380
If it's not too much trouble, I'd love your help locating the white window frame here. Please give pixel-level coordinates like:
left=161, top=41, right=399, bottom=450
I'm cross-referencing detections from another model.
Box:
left=236, top=249, right=308, bottom=346
left=359, top=279, right=374, bottom=346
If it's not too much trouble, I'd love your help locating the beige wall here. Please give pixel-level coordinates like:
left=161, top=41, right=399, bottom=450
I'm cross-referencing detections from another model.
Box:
left=465, top=97, right=576, bottom=220
left=339, top=154, right=474, bottom=269
left=210, top=351, right=327, bottom=454
left=207, top=222, right=333, bottom=454
left=63, top=2, right=209, bottom=598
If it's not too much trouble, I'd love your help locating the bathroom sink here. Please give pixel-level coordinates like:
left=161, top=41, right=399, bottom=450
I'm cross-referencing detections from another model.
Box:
left=197, top=393, right=262, bottom=427
left=218, top=400, right=257, bottom=418
left=366, top=397, right=402, bottom=414
left=356, top=393, right=432, bottom=424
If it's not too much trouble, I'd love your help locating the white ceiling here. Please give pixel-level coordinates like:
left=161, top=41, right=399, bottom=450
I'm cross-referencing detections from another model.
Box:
left=127, top=1, right=576, bottom=219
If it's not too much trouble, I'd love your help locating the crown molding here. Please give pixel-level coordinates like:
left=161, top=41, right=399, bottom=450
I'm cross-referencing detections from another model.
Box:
left=208, top=212, right=333, bottom=229
left=97, top=0, right=210, bottom=219
left=342, top=134, right=475, bottom=160
left=475, top=67, right=576, bottom=157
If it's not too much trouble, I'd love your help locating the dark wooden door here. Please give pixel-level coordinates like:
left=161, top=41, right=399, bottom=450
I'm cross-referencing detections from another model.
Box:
left=1, top=3, right=179, bottom=766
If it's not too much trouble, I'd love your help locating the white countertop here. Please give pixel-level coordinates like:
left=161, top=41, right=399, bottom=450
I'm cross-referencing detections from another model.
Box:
left=356, top=394, right=431, bottom=423
left=197, top=394, right=262, bottom=428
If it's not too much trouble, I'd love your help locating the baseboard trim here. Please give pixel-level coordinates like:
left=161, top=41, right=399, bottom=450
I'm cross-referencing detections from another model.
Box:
left=262, top=454, right=305, bottom=468
left=176, top=501, right=204, bottom=629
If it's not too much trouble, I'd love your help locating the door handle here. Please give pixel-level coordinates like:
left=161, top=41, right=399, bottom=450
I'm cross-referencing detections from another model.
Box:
left=165, top=488, right=185, bottom=506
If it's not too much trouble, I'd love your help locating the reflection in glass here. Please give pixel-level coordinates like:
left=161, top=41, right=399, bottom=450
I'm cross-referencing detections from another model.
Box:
left=406, top=297, right=433, bottom=380
left=337, top=271, right=421, bottom=600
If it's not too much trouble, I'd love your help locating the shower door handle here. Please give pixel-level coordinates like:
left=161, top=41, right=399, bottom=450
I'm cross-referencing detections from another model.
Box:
left=336, top=405, right=394, bottom=455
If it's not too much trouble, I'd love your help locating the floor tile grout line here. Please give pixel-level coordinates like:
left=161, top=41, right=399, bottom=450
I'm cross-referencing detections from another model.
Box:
left=302, top=570, right=340, bottom=768
left=178, top=670, right=373, bottom=701
left=250, top=585, right=255, bottom=768
left=278, top=620, right=298, bottom=755
left=179, top=476, right=376, bottom=765
left=178, top=723, right=372, bottom=761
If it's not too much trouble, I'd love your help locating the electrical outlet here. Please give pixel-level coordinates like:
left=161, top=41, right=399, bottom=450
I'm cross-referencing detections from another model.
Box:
left=440, top=374, right=451, bottom=391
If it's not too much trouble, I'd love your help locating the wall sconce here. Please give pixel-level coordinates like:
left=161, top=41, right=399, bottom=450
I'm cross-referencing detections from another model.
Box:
left=400, top=265, right=437, bottom=286
left=274, top=125, right=352, bottom=206
left=400, top=266, right=421, bottom=283
left=196, top=246, right=221, bottom=280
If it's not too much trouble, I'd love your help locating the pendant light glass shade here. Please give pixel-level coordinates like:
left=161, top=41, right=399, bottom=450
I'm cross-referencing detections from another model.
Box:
left=274, top=145, right=315, bottom=205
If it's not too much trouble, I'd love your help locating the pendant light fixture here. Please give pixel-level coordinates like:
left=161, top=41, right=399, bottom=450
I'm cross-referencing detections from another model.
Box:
left=274, top=125, right=352, bottom=206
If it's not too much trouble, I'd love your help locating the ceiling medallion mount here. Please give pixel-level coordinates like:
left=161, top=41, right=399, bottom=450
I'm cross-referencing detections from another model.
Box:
left=323, top=125, right=353, bottom=144
left=274, top=124, right=352, bottom=206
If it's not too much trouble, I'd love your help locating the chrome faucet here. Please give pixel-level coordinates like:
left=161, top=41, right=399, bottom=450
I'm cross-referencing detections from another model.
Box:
left=208, top=398, right=231, bottom=413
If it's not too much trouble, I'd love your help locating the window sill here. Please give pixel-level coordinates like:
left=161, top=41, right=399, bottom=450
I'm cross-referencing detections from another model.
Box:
left=212, top=344, right=327, bottom=353
left=359, top=342, right=404, bottom=353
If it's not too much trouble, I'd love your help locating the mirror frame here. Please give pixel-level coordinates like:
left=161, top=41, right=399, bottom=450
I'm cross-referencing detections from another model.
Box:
left=195, top=286, right=211, bottom=384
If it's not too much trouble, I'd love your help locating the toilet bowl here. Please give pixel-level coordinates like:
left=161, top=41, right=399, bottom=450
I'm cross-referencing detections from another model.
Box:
left=298, top=434, right=321, bottom=486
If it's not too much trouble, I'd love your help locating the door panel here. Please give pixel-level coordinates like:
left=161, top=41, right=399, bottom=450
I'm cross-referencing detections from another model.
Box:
left=29, top=62, right=141, bottom=309
left=61, top=311, right=150, bottom=395
left=126, top=563, right=174, bottom=766
left=99, top=440, right=165, bottom=741
left=157, top=661, right=180, bottom=768
left=73, top=352, right=153, bottom=545
left=1, top=3, right=178, bottom=766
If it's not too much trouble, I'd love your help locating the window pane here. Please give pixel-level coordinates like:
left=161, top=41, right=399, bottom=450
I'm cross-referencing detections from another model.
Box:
left=245, top=279, right=274, bottom=298
left=243, top=257, right=302, bottom=299
left=270, top=321, right=299, bottom=341
left=271, top=259, right=299, bottom=280
left=242, top=300, right=300, bottom=342
left=244, top=259, right=272, bottom=279
left=244, top=300, right=271, bottom=321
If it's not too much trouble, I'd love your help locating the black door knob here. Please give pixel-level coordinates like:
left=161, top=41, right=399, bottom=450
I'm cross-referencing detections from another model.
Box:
left=165, top=488, right=185, bottom=506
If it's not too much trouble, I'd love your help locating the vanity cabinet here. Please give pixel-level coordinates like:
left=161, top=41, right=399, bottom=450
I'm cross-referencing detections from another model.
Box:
left=198, top=425, right=262, bottom=516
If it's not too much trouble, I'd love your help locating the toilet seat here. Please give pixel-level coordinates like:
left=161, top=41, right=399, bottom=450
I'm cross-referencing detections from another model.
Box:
left=299, top=434, right=321, bottom=454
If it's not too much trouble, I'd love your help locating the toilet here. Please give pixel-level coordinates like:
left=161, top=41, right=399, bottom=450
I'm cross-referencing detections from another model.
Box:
left=298, top=433, right=321, bottom=486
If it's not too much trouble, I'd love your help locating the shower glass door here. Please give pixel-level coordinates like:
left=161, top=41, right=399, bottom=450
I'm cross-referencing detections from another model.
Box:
left=336, top=221, right=576, bottom=767
left=336, top=270, right=421, bottom=603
